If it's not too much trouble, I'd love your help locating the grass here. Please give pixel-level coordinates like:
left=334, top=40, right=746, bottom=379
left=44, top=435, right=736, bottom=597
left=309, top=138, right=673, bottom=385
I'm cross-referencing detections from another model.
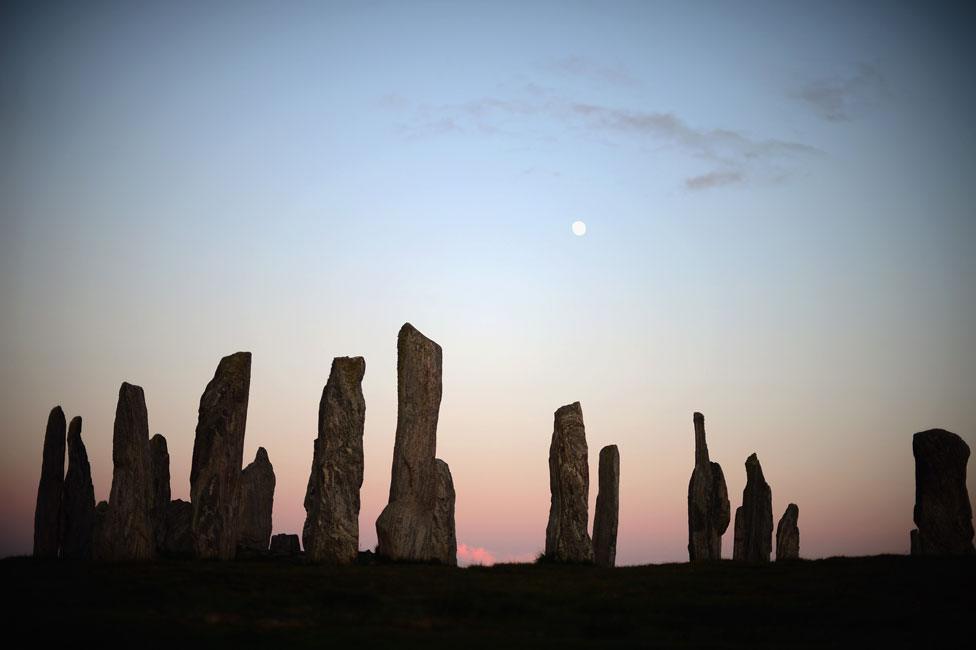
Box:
left=3, top=554, right=973, bottom=647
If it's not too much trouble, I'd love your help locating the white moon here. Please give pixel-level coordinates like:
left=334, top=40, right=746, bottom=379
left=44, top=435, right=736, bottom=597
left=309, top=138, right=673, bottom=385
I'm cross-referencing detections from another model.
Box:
left=572, top=220, right=587, bottom=236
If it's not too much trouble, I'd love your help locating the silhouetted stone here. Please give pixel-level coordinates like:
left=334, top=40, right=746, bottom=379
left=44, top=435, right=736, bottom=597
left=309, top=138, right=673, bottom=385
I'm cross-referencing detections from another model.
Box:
left=910, top=528, right=920, bottom=555
left=269, top=533, right=301, bottom=557
left=238, top=447, right=275, bottom=554
left=33, top=406, right=66, bottom=558
left=545, top=402, right=593, bottom=563
left=687, top=412, right=731, bottom=562
left=911, top=429, right=974, bottom=556
left=62, top=416, right=95, bottom=559
left=106, top=382, right=155, bottom=560
left=191, top=352, right=251, bottom=560
left=162, top=499, right=193, bottom=557
left=376, top=324, right=457, bottom=565
left=304, top=356, right=366, bottom=564
left=92, top=501, right=111, bottom=561
left=732, top=453, right=772, bottom=562
left=776, top=503, right=799, bottom=560
left=593, top=444, right=620, bottom=568
left=149, top=434, right=170, bottom=551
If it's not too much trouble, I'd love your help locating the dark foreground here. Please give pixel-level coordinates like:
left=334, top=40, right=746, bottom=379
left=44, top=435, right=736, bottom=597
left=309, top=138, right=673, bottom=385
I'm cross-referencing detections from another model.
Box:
left=4, top=555, right=973, bottom=648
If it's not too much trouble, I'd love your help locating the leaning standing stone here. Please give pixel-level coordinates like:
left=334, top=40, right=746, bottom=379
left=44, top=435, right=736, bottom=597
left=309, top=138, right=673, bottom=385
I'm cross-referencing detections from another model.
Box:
left=149, top=434, right=171, bottom=552
left=62, top=416, right=95, bottom=559
left=238, top=447, right=275, bottom=554
left=732, top=453, right=772, bottom=562
left=33, top=406, right=66, bottom=558
left=191, top=352, right=251, bottom=560
left=911, top=429, right=974, bottom=555
left=106, top=382, right=155, bottom=560
left=545, top=402, right=594, bottom=563
left=776, top=503, right=800, bottom=560
left=592, top=444, right=620, bottom=568
left=687, top=412, right=731, bottom=561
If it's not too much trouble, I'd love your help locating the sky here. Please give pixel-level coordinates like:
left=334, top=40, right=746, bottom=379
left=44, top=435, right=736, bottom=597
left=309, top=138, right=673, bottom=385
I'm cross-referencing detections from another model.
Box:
left=1, top=0, right=974, bottom=565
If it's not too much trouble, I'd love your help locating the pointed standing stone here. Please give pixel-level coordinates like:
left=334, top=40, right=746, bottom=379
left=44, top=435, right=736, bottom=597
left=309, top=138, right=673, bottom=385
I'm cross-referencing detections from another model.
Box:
left=149, top=434, right=170, bottom=552
left=376, top=323, right=457, bottom=565
left=62, top=416, right=95, bottom=559
left=190, top=352, right=251, bottom=560
left=732, top=453, right=772, bottom=562
left=545, top=402, right=593, bottom=563
left=107, top=382, right=155, bottom=560
left=304, top=356, right=366, bottom=564
left=238, top=447, right=275, bottom=554
left=33, top=406, right=66, bottom=558
left=687, top=412, right=731, bottom=561
left=592, top=444, right=620, bottom=568
left=776, top=503, right=800, bottom=560
left=911, top=429, right=974, bottom=556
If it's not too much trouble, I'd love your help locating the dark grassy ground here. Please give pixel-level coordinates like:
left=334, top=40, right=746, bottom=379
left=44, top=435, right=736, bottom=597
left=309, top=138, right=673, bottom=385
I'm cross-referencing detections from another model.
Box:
left=3, top=554, right=973, bottom=647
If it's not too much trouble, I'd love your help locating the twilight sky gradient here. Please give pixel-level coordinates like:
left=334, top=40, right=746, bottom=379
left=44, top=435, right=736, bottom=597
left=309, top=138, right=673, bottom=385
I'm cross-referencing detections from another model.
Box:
left=2, top=1, right=974, bottom=565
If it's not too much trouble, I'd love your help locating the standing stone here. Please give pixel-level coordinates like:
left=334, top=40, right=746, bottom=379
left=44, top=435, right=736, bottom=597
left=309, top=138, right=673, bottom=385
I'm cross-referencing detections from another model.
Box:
left=92, top=501, right=112, bottom=561
left=732, top=453, right=772, bottom=562
left=269, top=533, right=302, bottom=557
left=149, top=434, right=170, bottom=551
left=911, top=429, right=974, bottom=556
left=33, top=406, right=66, bottom=558
left=162, top=500, right=194, bottom=557
left=545, top=402, right=594, bottom=563
left=106, top=382, right=155, bottom=560
left=376, top=323, right=457, bottom=565
left=776, top=503, right=800, bottom=560
left=191, top=352, right=251, bottom=560
left=687, top=412, right=731, bottom=561
left=303, top=356, right=366, bottom=564
left=238, top=447, right=276, bottom=554
left=62, top=416, right=95, bottom=559
left=592, top=444, right=620, bottom=568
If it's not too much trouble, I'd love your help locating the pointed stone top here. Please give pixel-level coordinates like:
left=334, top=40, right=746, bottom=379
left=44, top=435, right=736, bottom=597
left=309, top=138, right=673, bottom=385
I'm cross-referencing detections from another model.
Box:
left=254, top=446, right=271, bottom=465
left=330, top=356, right=366, bottom=382
left=693, top=411, right=710, bottom=467
left=745, top=453, right=766, bottom=482
left=555, top=401, right=583, bottom=420
left=67, top=415, right=82, bottom=439
left=399, top=322, right=441, bottom=350
left=119, top=382, right=145, bottom=398
left=49, top=405, right=65, bottom=422
left=150, top=433, right=167, bottom=448
left=785, top=503, right=799, bottom=518
left=217, top=351, right=252, bottom=374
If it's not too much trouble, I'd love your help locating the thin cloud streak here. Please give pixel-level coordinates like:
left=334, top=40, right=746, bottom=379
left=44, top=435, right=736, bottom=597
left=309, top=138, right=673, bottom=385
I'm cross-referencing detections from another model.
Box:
left=793, top=62, right=889, bottom=122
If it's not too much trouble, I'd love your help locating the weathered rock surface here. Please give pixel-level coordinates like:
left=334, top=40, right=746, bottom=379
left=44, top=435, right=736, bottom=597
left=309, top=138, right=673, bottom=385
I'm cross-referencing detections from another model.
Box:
left=33, top=406, right=66, bottom=558
left=149, top=434, right=170, bottom=551
left=238, top=447, right=275, bottom=554
left=776, top=503, right=800, bottom=560
left=162, top=499, right=194, bottom=557
left=92, top=501, right=112, bottom=561
left=592, top=444, right=620, bottom=568
left=191, top=352, right=251, bottom=560
left=911, top=429, right=974, bottom=556
left=545, top=402, right=594, bottom=563
left=269, top=533, right=302, bottom=557
left=107, top=382, right=155, bottom=560
left=304, top=356, right=366, bottom=564
left=732, top=453, right=772, bottom=562
left=687, top=412, right=731, bottom=562
left=376, top=324, right=457, bottom=565
left=62, top=416, right=95, bottom=559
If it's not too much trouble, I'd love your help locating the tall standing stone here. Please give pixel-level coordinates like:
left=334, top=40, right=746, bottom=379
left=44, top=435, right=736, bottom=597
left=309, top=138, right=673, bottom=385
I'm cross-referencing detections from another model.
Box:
left=62, top=416, right=95, bottom=559
left=33, top=406, right=66, bottom=558
left=149, top=434, right=170, bottom=551
left=687, top=412, right=731, bottom=561
left=592, top=444, right=620, bottom=568
left=238, top=447, right=276, bottom=554
left=191, top=352, right=251, bottom=560
left=107, top=382, right=155, bottom=560
left=376, top=323, right=457, bottom=565
left=732, top=453, right=772, bottom=562
left=304, top=356, right=366, bottom=564
left=545, top=402, right=594, bottom=563
left=776, top=503, right=800, bottom=560
left=910, top=429, right=974, bottom=556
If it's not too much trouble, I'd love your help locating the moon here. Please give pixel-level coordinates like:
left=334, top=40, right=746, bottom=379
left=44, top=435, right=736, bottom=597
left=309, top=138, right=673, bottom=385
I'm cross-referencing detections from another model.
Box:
left=572, top=220, right=587, bottom=236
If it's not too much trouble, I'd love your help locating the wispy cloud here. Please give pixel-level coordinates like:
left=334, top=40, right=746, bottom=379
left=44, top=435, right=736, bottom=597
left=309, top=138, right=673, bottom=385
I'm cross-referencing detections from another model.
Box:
left=793, top=63, right=888, bottom=121
left=547, top=56, right=640, bottom=87
left=685, top=170, right=744, bottom=190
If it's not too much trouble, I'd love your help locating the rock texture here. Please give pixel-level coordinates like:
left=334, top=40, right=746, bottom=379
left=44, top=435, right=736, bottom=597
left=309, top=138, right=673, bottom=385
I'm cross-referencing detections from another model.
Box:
left=162, top=499, right=194, bottom=557
left=269, top=533, right=301, bottom=557
left=776, top=503, right=800, bottom=561
left=376, top=324, right=456, bottom=565
left=592, top=444, right=620, bottom=568
left=304, top=356, right=366, bottom=564
left=911, top=429, right=974, bottom=556
left=238, top=447, right=276, bottom=554
left=62, top=416, right=95, bottom=559
left=92, top=501, right=111, bottom=561
left=687, top=412, right=731, bottom=562
left=33, top=406, right=66, bottom=558
left=732, top=453, right=772, bottom=562
left=545, top=402, right=594, bottom=563
left=106, top=382, right=155, bottom=560
left=190, top=352, right=251, bottom=560
left=149, top=434, right=170, bottom=551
